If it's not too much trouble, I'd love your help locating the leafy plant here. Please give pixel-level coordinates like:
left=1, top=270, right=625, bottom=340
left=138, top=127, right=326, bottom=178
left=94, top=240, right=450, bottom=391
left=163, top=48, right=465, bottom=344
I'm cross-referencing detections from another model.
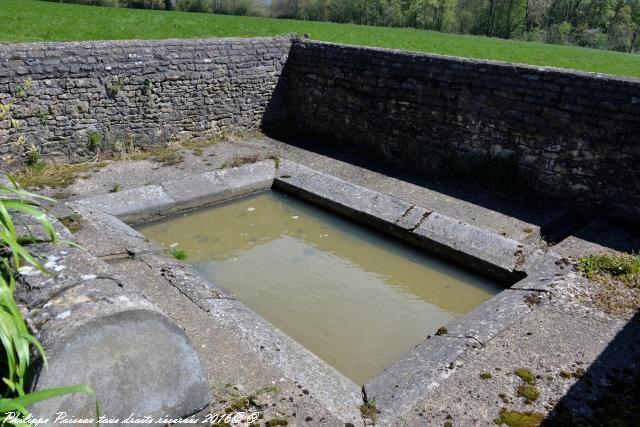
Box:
left=15, top=77, right=32, bottom=99
left=0, top=177, right=97, bottom=423
left=106, top=79, right=122, bottom=97
left=25, top=144, right=41, bottom=166
left=0, top=103, right=11, bottom=121
left=171, top=247, right=188, bottom=260
left=142, top=78, right=153, bottom=95
left=87, top=132, right=101, bottom=152
left=36, top=111, right=48, bottom=126
left=13, top=136, right=26, bottom=148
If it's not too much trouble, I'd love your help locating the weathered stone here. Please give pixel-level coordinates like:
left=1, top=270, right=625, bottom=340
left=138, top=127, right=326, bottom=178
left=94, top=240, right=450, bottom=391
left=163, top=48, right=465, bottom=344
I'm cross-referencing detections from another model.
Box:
left=16, top=244, right=210, bottom=423
left=74, top=184, right=173, bottom=222
left=364, top=335, right=478, bottom=425
left=30, top=310, right=210, bottom=424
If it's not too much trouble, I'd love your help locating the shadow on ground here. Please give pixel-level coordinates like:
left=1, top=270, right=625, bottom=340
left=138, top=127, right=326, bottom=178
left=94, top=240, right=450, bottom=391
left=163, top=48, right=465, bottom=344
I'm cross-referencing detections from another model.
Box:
left=269, top=134, right=640, bottom=252
left=544, top=311, right=640, bottom=426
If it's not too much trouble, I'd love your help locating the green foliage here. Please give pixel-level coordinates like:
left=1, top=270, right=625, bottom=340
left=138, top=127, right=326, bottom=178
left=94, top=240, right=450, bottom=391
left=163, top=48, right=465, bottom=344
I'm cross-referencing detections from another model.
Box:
left=143, top=78, right=153, bottom=95
left=31, top=0, right=640, bottom=54
left=578, top=252, right=640, bottom=286
left=265, top=419, right=288, bottom=426
left=171, top=247, right=188, bottom=260
left=87, top=131, right=101, bottom=151
left=14, top=77, right=32, bottom=98
left=435, top=326, right=448, bottom=335
left=0, top=178, right=96, bottom=422
left=2, top=0, right=640, bottom=77
left=0, top=103, right=12, bottom=121
left=25, top=144, right=41, bottom=166
left=58, top=214, right=83, bottom=232
left=14, top=161, right=107, bottom=189
left=36, top=111, right=48, bottom=126
left=110, top=183, right=121, bottom=193
left=106, top=80, right=123, bottom=97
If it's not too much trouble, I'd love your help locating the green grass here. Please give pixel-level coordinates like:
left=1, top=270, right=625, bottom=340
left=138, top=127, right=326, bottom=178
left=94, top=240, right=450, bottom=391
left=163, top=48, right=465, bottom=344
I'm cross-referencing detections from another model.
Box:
left=170, top=247, right=188, bottom=260
left=578, top=252, right=640, bottom=286
left=2, top=0, right=640, bottom=77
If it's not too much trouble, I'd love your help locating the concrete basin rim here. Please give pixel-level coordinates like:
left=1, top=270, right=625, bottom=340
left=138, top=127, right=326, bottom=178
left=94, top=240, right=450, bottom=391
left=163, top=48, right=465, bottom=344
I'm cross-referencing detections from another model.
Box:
left=69, top=160, right=571, bottom=420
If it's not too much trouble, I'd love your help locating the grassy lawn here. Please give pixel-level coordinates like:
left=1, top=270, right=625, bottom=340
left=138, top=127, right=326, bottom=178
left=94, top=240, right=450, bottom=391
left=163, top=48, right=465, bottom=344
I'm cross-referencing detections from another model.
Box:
left=1, top=0, right=639, bottom=77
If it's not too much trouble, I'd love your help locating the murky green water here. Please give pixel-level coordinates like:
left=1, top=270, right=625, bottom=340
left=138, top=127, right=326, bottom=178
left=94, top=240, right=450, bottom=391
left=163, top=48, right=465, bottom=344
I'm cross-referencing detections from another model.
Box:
left=136, top=191, right=501, bottom=384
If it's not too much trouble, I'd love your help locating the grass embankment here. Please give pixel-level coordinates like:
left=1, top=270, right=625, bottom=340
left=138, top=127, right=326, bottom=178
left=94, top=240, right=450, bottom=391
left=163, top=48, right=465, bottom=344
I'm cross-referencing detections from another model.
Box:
left=1, top=0, right=639, bottom=77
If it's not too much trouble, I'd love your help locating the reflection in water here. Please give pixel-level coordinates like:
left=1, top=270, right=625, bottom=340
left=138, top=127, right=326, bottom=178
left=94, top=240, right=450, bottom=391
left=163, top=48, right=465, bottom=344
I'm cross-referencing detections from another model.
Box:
left=136, top=191, right=502, bottom=384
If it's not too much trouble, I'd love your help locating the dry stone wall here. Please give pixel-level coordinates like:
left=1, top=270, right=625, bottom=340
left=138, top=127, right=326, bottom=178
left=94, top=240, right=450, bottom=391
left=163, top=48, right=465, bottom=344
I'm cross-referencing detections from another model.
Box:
left=0, top=37, right=291, bottom=162
left=285, top=40, right=640, bottom=222
left=1, top=36, right=639, bottom=223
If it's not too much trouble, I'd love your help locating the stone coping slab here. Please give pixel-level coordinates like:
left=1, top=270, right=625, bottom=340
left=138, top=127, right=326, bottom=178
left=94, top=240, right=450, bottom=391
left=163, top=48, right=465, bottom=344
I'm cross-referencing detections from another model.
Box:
left=70, top=159, right=570, bottom=424
left=74, top=160, right=277, bottom=223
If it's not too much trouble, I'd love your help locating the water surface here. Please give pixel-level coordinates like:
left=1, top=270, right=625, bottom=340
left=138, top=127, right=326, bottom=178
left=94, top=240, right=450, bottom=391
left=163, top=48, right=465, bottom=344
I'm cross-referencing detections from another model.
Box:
left=136, top=191, right=501, bottom=384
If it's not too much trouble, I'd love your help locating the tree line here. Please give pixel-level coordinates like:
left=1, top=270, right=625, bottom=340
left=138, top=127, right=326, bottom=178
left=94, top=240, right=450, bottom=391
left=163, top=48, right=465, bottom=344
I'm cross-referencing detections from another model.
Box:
left=45, top=0, right=640, bottom=52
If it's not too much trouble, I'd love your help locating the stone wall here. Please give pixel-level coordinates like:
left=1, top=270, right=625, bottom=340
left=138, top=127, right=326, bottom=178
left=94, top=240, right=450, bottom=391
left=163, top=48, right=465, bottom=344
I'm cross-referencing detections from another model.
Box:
left=0, top=37, right=291, bottom=163
left=1, top=36, right=639, bottom=222
left=285, top=40, right=640, bottom=222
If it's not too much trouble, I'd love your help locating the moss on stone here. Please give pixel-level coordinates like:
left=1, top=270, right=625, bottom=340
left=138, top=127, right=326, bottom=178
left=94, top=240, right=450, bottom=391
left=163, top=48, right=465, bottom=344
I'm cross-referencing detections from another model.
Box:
left=515, top=368, right=535, bottom=384
left=559, top=370, right=574, bottom=379
left=494, top=409, right=544, bottom=427
left=58, top=214, right=82, bottom=233
left=435, top=326, right=448, bottom=336
left=517, top=384, right=540, bottom=403
left=360, top=399, right=379, bottom=422
left=480, top=372, right=493, bottom=380
left=265, top=419, right=288, bottom=426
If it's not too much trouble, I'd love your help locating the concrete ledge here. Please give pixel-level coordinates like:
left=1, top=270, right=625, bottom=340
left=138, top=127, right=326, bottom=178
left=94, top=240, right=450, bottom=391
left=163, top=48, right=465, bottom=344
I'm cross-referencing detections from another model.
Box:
left=75, top=184, right=174, bottom=223
left=216, top=159, right=276, bottom=199
left=275, top=160, right=523, bottom=283
left=75, top=160, right=276, bottom=223
left=413, top=213, right=525, bottom=284
left=160, top=160, right=276, bottom=212
left=275, top=161, right=418, bottom=233
left=160, top=170, right=228, bottom=212
left=202, top=298, right=362, bottom=424
left=66, top=203, right=163, bottom=258
left=443, top=289, right=532, bottom=344
left=364, top=335, right=478, bottom=425
left=138, top=253, right=236, bottom=305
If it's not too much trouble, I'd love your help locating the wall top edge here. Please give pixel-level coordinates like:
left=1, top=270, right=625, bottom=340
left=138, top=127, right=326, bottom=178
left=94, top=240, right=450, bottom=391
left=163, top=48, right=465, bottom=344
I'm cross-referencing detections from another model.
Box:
left=293, top=39, right=640, bottom=85
left=0, top=35, right=297, bottom=51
